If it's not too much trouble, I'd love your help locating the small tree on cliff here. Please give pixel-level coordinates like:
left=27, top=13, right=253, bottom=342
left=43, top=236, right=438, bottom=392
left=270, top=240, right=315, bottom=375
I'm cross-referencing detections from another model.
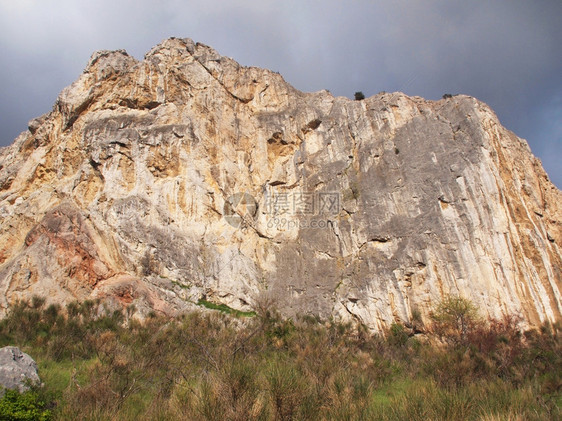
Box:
left=430, top=295, right=479, bottom=346
left=354, top=91, right=365, bottom=101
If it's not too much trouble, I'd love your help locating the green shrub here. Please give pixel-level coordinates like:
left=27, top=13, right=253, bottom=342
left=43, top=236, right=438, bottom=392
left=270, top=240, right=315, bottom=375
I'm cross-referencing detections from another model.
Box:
left=387, top=323, right=409, bottom=347
left=0, top=389, right=52, bottom=421
left=354, top=91, right=365, bottom=101
left=430, top=294, right=479, bottom=346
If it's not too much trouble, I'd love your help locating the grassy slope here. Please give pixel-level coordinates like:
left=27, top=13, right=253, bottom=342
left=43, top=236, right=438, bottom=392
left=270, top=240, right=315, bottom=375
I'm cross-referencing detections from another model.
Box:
left=0, top=298, right=559, bottom=420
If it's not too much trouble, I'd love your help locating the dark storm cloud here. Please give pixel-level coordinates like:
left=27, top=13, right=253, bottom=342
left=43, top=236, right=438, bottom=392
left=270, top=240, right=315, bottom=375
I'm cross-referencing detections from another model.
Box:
left=1, top=0, right=560, bottom=187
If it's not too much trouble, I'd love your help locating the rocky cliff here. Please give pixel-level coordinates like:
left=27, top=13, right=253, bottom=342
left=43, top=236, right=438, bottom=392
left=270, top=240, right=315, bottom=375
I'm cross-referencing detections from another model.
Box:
left=0, top=38, right=560, bottom=330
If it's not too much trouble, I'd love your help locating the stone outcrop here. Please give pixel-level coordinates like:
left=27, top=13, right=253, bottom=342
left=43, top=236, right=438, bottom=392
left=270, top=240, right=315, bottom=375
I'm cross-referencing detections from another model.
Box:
left=0, top=38, right=560, bottom=329
left=0, top=346, right=40, bottom=394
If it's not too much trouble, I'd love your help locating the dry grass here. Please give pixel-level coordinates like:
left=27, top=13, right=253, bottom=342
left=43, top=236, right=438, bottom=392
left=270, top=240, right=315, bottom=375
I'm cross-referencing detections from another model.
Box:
left=0, top=296, right=559, bottom=420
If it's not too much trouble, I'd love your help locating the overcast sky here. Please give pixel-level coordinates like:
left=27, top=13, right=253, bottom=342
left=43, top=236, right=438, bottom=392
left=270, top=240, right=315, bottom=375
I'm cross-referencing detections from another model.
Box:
left=1, top=0, right=560, bottom=187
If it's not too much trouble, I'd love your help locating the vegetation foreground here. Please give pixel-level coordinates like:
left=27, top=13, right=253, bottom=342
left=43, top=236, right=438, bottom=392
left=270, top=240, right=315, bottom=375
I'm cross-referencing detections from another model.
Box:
left=0, top=296, right=559, bottom=420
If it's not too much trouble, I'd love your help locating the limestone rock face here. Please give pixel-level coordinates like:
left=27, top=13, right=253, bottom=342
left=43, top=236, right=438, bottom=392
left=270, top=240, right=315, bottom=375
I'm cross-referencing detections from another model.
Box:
left=0, top=38, right=560, bottom=329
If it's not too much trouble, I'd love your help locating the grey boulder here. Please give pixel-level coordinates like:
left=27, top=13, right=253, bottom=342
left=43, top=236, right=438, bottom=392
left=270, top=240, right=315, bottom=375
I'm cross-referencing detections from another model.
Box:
left=0, top=346, right=40, bottom=394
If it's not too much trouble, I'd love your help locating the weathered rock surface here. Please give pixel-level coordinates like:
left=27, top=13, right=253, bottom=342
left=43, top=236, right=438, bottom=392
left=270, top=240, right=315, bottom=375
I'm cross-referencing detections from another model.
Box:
left=0, top=346, right=40, bottom=394
left=0, top=38, right=560, bottom=329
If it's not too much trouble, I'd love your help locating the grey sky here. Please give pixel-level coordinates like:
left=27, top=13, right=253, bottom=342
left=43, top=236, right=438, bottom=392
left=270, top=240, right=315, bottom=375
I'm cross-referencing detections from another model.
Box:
left=1, top=0, right=560, bottom=187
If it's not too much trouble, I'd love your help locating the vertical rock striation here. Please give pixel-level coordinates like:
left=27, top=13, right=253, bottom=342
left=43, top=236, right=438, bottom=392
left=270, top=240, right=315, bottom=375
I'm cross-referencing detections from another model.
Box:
left=0, top=38, right=560, bottom=329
